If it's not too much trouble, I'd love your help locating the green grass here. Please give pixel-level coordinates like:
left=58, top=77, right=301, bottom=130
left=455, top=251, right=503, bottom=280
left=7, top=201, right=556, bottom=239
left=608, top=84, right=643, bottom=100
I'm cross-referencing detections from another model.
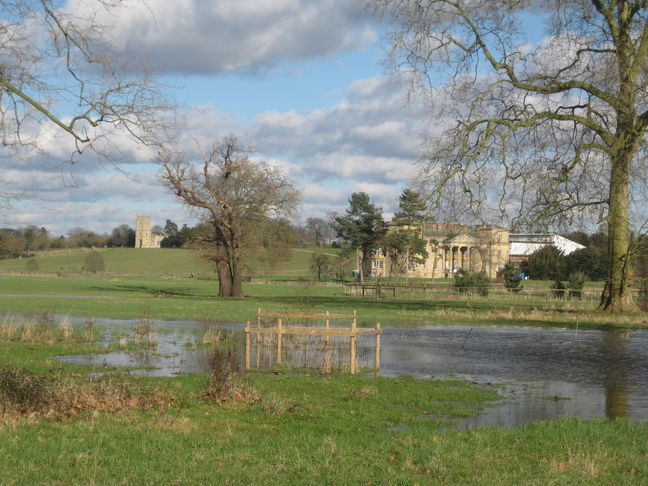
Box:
left=0, top=247, right=354, bottom=280
left=0, top=338, right=646, bottom=485
left=0, top=274, right=646, bottom=329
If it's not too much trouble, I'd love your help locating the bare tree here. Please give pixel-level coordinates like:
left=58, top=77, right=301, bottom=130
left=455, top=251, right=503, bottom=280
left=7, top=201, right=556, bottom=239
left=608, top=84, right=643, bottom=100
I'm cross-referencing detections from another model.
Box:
left=305, top=217, right=328, bottom=247
left=372, top=0, right=648, bottom=312
left=0, top=1, right=169, bottom=172
left=159, top=135, right=300, bottom=297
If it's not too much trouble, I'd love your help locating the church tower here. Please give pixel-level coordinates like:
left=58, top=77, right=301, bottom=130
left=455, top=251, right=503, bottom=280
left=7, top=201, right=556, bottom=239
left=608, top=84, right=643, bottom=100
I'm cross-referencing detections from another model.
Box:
left=135, top=215, right=153, bottom=248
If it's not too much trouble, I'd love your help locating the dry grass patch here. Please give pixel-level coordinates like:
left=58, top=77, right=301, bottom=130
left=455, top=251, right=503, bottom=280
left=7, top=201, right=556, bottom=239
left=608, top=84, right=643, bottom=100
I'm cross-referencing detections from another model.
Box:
left=0, top=367, right=175, bottom=421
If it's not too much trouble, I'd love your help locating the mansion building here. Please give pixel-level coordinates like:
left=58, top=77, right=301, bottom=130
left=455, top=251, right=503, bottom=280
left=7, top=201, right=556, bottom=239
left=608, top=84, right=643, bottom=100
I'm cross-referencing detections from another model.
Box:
left=372, top=223, right=585, bottom=280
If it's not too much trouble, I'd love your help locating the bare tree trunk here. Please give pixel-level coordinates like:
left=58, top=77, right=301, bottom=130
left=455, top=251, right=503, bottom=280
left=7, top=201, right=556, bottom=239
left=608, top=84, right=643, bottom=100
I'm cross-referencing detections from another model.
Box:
left=214, top=238, right=233, bottom=298
left=600, top=145, right=636, bottom=312
left=361, top=249, right=372, bottom=281
left=230, top=241, right=243, bottom=298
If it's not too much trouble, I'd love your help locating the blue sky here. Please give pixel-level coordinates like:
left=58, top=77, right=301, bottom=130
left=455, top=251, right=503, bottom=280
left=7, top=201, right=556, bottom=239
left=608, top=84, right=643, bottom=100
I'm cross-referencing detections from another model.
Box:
left=0, top=1, right=572, bottom=237
left=1, top=0, right=429, bottom=236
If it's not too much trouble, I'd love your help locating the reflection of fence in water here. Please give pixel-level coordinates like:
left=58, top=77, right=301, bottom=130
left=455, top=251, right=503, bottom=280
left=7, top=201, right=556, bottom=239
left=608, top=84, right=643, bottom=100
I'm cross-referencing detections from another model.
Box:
left=245, top=310, right=381, bottom=374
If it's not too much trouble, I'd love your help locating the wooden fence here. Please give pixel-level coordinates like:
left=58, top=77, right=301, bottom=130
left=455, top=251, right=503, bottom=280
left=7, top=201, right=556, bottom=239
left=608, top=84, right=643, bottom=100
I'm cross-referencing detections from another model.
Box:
left=344, top=282, right=617, bottom=302
left=244, top=309, right=381, bottom=374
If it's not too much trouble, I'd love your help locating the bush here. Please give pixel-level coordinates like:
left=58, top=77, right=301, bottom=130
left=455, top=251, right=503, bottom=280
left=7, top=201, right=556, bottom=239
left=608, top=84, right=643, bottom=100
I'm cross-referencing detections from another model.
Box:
left=527, top=246, right=565, bottom=280
left=567, top=271, right=586, bottom=299
left=0, top=367, right=57, bottom=415
left=202, top=346, right=258, bottom=403
left=453, top=270, right=490, bottom=297
left=24, top=258, right=39, bottom=273
left=551, top=279, right=566, bottom=299
left=502, top=262, right=523, bottom=292
left=83, top=250, right=105, bottom=273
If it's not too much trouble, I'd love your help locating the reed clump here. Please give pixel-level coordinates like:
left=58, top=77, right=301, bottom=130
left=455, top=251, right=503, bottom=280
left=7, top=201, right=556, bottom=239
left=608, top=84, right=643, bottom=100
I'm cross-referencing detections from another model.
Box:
left=0, top=315, right=87, bottom=344
left=202, top=346, right=259, bottom=403
left=0, top=366, right=174, bottom=420
left=134, top=313, right=158, bottom=346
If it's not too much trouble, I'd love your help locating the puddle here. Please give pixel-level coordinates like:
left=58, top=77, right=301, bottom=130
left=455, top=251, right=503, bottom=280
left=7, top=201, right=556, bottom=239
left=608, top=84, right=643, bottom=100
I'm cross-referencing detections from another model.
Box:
left=43, top=317, right=648, bottom=428
left=381, top=326, right=648, bottom=427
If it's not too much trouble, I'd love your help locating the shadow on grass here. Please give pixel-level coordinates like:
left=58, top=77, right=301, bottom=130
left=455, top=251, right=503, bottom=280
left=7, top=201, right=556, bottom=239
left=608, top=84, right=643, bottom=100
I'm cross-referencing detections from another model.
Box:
left=87, top=284, right=200, bottom=297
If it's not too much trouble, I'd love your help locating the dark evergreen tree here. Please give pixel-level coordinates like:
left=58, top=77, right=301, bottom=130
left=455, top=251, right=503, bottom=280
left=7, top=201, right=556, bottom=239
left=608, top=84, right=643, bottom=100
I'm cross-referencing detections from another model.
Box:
left=392, top=188, right=427, bottom=226
left=332, top=192, right=386, bottom=281
left=526, top=246, right=565, bottom=281
left=383, top=189, right=428, bottom=277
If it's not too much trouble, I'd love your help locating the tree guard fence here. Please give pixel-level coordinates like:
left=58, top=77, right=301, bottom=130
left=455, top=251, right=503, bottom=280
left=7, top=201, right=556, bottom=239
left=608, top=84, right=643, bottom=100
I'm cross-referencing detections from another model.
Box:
left=244, top=309, right=381, bottom=374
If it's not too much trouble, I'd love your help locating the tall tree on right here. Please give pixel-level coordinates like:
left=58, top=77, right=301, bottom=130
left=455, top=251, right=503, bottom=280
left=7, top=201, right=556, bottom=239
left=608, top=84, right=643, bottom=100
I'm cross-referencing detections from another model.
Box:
left=333, top=192, right=386, bottom=281
left=371, top=0, right=648, bottom=312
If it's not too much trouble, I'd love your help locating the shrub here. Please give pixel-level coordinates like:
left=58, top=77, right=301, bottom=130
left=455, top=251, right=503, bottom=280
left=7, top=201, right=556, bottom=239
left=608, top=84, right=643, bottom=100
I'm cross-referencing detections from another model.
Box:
left=502, top=262, right=523, bottom=293
left=567, top=271, right=586, bottom=299
left=24, top=258, right=39, bottom=273
left=453, top=269, right=490, bottom=297
left=201, top=346, right=259, bottom=403
left=0, top=367, right=57, bottom=415
left=83, top=250, right=105, bottom=273
left=551, top=279, right=566, bottom=299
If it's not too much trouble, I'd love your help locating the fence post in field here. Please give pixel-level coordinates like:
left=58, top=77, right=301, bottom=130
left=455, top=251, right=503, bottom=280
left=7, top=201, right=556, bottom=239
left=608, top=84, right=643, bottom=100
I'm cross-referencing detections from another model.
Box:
left=350, top=311, right=357, bottom=375
left=375, top=323, right=381, bottom=373
left=245, top=320, right=251, bottom=370
left=277, top=317, right=283, bottom=364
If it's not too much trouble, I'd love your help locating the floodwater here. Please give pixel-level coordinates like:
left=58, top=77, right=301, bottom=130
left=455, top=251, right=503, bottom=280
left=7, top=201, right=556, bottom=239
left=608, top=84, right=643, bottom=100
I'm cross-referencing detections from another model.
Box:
left=53, top=317, right=648, bottom=428
left=381, top=326, right=648, bottom=428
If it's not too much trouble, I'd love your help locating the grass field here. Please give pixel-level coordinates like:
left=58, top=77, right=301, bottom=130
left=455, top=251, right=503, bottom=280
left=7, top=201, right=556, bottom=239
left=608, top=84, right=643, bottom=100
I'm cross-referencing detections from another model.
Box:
left=0, top=247, right=352, bottom=279
left=0, top=273, right=646, bottom=329
left=0, top=250, right=647, bottom=484
left=0, top=336, right=646, bottom=485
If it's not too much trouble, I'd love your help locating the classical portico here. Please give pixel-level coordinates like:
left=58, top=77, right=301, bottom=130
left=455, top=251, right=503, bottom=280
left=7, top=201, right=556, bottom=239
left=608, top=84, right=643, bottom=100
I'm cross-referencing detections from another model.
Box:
left=372, top=222, right=510, bottom=279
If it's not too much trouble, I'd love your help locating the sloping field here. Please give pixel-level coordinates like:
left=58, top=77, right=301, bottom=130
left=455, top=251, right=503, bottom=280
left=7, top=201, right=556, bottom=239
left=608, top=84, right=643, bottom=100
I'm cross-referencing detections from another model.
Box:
left=0, top=248, right=210, bottom=275
left=0, top=247, right=349, bottom=278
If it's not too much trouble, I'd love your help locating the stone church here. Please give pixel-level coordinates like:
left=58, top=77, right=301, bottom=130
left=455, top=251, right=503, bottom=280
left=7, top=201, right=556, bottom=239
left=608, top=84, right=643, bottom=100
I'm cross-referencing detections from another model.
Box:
left=135, top=216, right=165, bottom=248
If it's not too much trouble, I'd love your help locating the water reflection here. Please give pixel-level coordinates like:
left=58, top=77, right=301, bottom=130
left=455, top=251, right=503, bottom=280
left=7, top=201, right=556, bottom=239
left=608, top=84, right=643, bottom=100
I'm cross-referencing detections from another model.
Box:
left=51, top=317, right=648, bottom=426
left=380, top=325, right=648, bottom=424
left=603, top=331, right=629, bottom=419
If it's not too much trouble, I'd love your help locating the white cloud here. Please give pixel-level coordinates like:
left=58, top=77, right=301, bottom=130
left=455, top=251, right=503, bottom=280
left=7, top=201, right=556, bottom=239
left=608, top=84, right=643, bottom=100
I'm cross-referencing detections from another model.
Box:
left=72, top=0, right=375, bottom=74
left=3, top=74, right=436, bottom=233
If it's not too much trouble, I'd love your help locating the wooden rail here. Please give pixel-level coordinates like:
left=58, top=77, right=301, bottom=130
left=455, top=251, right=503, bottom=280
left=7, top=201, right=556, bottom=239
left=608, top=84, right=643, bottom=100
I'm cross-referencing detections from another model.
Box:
left=245, top=309, right=381, bottom=374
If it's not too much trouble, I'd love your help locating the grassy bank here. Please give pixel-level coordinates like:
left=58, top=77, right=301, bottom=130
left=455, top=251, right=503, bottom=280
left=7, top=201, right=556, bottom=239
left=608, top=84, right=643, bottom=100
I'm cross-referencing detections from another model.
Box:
left=0, top=274, right=647, bottom=329
left=0, top=337, right=647, bottom=485
left=0, top=247, right=352, bottom=278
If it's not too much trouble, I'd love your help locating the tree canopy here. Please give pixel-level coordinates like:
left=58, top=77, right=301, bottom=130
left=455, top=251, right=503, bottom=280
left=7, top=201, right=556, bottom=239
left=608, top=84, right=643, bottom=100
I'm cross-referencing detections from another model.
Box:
left=333, top=192, right=385, bottom=281
left=382, top=189, right=429, bottom=277
left=158, top=135, right=300, bottom=297
left=372, top=0, right=648, bottom=311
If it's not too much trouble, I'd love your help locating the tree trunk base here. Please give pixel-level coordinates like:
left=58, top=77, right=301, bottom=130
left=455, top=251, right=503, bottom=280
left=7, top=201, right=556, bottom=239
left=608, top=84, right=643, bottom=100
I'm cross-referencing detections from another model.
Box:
left=598, top=283, right=639, bottom=313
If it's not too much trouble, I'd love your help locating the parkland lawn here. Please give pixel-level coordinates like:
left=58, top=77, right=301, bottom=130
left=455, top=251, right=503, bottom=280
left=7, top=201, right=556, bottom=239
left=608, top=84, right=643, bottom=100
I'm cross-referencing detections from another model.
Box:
left=0, top=337, right=646, bottom=485
left=0, top=273, right=646, bottom=329
left=0, top=249, right=647, bottom=484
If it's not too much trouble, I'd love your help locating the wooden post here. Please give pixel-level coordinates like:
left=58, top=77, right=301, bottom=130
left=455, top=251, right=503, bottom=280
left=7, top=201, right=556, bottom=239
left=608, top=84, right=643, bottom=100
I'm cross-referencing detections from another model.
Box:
left=255, top=314, right=261, bottom=368
left=325, top=310, right=330, bottom=346
left=375, top=323, right=381, bottom=373
left=245, top=320, right=251, bottom=370
left=277, top=317, right=283, bottom=364
left=350, top=310, right=357, bottom=375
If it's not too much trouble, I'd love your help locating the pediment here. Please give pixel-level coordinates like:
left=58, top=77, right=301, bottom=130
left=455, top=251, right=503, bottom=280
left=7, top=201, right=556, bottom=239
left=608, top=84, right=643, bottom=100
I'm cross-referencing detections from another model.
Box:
left=442, top=232, right=479, bottom=245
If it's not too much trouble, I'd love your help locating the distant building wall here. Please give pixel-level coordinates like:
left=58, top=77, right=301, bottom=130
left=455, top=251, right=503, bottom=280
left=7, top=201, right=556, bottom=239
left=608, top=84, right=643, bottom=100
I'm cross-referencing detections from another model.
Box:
left=135, top=216, right=164, bottom=248
left=373, top=222, right=509, bottom=279
left=372, top=224, right=585, bottom=279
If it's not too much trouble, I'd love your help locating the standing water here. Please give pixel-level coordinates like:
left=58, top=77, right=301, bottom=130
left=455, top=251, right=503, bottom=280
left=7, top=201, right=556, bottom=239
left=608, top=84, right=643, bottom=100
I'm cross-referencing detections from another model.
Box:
left=53, top=317, right=648, bottom=427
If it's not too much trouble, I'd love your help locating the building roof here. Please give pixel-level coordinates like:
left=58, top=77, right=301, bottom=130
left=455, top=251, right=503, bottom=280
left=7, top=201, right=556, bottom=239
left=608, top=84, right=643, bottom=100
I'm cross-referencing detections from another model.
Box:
left=509, top=234, right=585, bottom=256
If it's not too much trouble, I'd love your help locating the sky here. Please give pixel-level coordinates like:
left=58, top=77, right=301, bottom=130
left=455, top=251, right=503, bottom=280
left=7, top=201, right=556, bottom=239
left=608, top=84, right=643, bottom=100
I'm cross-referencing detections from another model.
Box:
left=2, top=0, right=433, bottom=236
